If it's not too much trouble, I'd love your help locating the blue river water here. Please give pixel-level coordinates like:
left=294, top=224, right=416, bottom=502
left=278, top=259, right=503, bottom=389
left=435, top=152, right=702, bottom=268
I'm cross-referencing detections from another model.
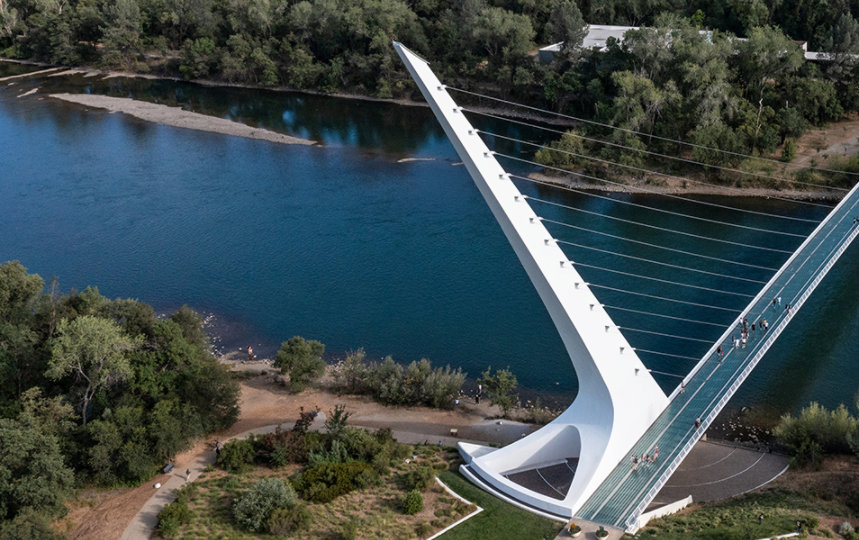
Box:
left=1, top=64, right=857, bottom=418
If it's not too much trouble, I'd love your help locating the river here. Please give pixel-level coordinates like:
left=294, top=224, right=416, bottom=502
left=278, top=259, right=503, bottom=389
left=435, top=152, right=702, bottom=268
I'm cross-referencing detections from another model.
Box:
left=1, top=63, right=857, bottom=421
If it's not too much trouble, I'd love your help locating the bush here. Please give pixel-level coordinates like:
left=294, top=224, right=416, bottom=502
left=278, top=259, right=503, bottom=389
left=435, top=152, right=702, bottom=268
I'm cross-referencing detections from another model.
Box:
left=267, top=504, right=312, bottom=535
left=232, top=477, right=297, bottom=532
left=774, top=402, right=858, bottom=464
left=217, top=438, right=255, bottom=472
left=156, top=498, right=191, bottom=538
left=403, top=489, right=424, bottom=515
left=403, top=465, right=436, bottom=491
left=364, top=356, right=465, bottom=409
left=275, top=336, right=326, bottom=391
left=295, top=461, right=378, bottom=503
left=839, top=522, right=855, bottom=536
left=257, top=425, right=307, bottom=466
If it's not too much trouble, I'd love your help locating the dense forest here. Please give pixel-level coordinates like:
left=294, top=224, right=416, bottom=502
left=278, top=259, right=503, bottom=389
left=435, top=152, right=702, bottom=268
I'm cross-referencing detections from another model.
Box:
left=0, top=261, right=239, bottom=538
left=1, top=0, right=859, bottom=169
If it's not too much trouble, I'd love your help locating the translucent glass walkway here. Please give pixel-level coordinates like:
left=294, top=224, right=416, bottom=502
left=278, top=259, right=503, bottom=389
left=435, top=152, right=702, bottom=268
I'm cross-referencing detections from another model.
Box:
left=577, top=183, right=859, bottom=530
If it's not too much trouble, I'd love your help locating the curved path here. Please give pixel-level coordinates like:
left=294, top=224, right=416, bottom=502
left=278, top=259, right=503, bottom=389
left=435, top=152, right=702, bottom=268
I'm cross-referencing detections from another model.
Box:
left=120, top=418, right=537, bottom=539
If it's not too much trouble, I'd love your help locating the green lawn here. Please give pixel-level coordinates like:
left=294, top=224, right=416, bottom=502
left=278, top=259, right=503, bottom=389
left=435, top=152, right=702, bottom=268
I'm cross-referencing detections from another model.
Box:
left=436, top=470, right=564, bottom=540
left=639, top=488, right=847, bottom=539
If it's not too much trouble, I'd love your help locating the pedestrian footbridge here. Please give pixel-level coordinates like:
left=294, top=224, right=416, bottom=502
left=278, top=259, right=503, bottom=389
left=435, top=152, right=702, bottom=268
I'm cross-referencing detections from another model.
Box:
left=394, top=42, right=859, bottom=532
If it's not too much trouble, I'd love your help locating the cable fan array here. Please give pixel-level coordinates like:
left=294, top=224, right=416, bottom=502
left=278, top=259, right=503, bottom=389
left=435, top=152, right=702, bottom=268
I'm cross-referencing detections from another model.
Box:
left=444, top=85, right=845, bottom=390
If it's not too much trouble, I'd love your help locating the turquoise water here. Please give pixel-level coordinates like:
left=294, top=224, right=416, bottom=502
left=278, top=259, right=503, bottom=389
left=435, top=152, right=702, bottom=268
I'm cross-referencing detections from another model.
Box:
left=1, top=65, right=857, bottom=414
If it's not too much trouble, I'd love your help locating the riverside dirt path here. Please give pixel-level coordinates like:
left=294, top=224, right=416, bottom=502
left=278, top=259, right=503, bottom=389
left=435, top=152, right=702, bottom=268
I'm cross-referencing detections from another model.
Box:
left=59, top=360, right=533, bottom=540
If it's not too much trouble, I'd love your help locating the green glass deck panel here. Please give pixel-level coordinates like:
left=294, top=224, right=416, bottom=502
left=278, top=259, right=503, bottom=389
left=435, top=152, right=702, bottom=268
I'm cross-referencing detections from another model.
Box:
left=577, top=186, right=859, bottom=528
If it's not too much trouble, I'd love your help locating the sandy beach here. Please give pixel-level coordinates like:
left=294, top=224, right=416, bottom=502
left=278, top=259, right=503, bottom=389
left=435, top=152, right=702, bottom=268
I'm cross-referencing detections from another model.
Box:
left=529, top=171, right=845, bottom=201
left=49, top=93, right=317, bottom=146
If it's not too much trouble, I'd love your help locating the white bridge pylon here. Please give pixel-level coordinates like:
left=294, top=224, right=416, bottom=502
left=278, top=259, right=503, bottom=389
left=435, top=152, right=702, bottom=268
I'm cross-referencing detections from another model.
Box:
left=393, top=42, right=669, bottom=517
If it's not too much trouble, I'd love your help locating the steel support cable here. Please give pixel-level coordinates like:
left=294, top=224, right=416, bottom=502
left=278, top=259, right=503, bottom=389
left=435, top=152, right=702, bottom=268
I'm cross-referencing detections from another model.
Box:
left=482, top=129, right=835, bottom=212
left=586, top=283, right=743, bottom=313
left=648, top=369, right=687, bottom=379
left=540, top=217, right=779, bottom=272
left=602, top=304, right=728, bottom=328
left=571, top=260, right=756, bottom=297
left=500, top=153, right=813, bottom=237
left=526, top=193, right=795, bottom=254
left=464, top=108, right=849, bottom=195
left=619, top=326, right=716, bottom=343
left=634, top=348, right=702, bottom=361
left=448, top=86, right=858, bottom=181
left=556, top=238, right=768, bottom=284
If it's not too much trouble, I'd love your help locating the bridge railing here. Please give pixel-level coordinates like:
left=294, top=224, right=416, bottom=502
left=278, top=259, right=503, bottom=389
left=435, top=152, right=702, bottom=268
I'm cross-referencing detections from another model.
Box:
left=624, top=221, right=859, bottom=532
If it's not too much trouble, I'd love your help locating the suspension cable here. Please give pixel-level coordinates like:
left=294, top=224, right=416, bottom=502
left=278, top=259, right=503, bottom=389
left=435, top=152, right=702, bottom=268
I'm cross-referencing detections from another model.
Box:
left=482, top=129, right=836, bottom=211
left=501, top=153, right=814, bottom=236
left=602, top=304, right=728, bottom=328
left=449, top=86, right=858, bottom=181
left=635, top=348, right=702, bottom=361
left=571, top=260, right=756, bottom=297
left=620, top=326, right=716, bottom=344
left=586, top=283, right=743, bottom=313
left=648, top=369, right=687, bottom=378
left=526, top=194, right=795, bottom=254
left=463, top=108, right=849, bottom=193
left=557, top=239, right=768, bottom=284
left=540, top=217, right=779, bottom=272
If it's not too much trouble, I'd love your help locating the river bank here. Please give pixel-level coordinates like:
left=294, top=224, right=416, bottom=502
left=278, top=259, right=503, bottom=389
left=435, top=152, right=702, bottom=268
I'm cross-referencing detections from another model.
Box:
left=529, top=171, right=845, bottom=201
left=4, top=58, right=856, bottom=201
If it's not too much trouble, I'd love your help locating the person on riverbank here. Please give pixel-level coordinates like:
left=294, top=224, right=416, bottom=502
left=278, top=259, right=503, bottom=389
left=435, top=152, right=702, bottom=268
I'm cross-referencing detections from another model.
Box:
left=246, top=345, right=254, bottom=363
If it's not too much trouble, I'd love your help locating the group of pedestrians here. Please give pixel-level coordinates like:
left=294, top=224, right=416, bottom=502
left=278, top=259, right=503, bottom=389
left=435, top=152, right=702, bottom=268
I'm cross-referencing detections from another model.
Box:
left=630, top=446, right=659, bottom=471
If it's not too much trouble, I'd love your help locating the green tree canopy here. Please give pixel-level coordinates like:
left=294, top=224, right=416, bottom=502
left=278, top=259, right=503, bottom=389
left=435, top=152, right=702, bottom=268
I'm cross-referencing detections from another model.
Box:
left=46, top=315, right=142, bottom=424
left=275, top=336, right=326, bottom=391
left=478, top=366, right=518, bottom=417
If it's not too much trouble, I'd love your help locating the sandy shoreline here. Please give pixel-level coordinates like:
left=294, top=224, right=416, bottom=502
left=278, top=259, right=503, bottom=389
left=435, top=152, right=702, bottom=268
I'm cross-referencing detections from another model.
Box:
left=2, top=58, right=850, bottom=199
left=529, top=171, right=845, bottom=201
left=49, top=92, right=317, bottom=146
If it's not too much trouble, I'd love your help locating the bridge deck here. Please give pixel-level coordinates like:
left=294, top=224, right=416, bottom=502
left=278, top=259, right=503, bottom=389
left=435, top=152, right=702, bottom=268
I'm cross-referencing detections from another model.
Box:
left=576, top=185, right=859, bottom=529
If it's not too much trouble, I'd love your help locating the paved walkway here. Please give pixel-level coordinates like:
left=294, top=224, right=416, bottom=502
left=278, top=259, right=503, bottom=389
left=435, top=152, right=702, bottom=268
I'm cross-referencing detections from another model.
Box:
left=554, top=440, right=788, bottom=540
left=120, top=418, right=537, bottom=539
left=578, top=183, right=859, bottom=529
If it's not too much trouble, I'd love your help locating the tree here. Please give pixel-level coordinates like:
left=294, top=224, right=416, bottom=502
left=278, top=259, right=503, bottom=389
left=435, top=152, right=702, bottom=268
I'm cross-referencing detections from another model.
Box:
left=478, top=366, right=518, bottom=417
left=274, top=336, right=326, bottom=391
left=46, top=315, right=141, bottom=424
left=544, top=0, right=586, bottom=64
left=0, top=418, right=74, bottom=522
left=0, top=261, right=43, bottom=324
left=100, top=0, right=143, bottom=68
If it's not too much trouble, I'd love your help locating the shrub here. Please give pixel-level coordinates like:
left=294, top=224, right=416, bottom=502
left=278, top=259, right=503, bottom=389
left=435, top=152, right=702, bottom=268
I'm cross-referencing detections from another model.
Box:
left=332, top=349, right=370, bottom=394
left=415, top=521, right=434, bottom=536
left=295, top=461, right=378, bottom=503
left=403, top=465, right=436, bottom=491
left=156, top=498, right=191, bottom=538
left=232, top=477, right=297, bottom=532
left=267, top=504, right=312, bottom=535
left=403, top=489, right=424, bottom=515
left=774, top=402, right=858, bottom=465
left=341, top=517, right=360, bottom=540
left=839, top=521, right=855, bottom=536
left=217, top=438, right=255, bottom=472
left=257, top=425, right=307, bottom=466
